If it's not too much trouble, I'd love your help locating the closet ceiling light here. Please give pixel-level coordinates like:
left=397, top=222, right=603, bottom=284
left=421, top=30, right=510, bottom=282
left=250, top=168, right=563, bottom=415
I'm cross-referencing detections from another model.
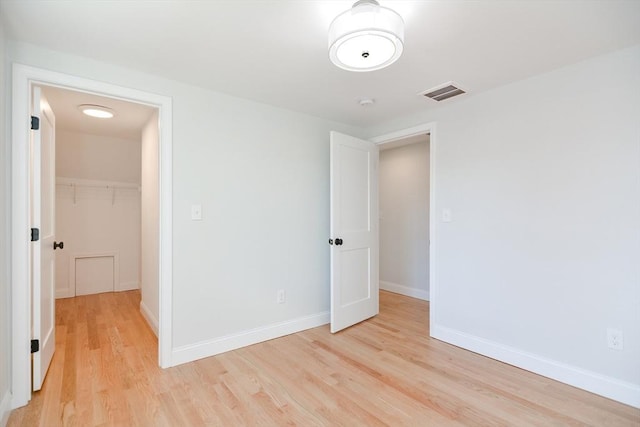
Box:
left=328, top=0, right=404, bottom=72
left=79, top=104, right=114, bottom=119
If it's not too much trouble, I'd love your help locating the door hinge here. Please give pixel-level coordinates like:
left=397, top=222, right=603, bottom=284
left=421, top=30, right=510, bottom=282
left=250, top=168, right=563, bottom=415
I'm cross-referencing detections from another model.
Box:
left=31, top=116, right=40, bottom=130
left=31, top=228, right=40, bottom=242
left=31, top=339, right=39, bottom=353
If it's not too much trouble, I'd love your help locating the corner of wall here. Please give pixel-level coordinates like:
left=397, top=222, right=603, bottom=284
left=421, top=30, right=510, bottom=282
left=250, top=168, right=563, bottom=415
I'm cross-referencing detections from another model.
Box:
left=380, top=281, right=429, bottom=301
left=139, top=300, right=158, bottom=337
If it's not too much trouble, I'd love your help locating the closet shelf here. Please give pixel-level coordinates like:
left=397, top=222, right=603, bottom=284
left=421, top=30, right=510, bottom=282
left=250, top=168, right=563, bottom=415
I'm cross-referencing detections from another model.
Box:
left=56, top=178, right=141, bottom=205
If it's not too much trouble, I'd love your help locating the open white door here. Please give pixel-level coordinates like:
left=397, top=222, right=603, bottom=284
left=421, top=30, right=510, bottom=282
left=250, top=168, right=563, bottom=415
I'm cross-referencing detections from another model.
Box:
left=31, top=86, right=56, bottom=391
left=329, top=131, right=379, bottom=333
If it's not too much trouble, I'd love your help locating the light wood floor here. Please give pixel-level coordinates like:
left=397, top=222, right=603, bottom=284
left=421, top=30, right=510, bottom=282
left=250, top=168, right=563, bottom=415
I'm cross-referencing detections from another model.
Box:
left=8, top=291, right=639, bottom=426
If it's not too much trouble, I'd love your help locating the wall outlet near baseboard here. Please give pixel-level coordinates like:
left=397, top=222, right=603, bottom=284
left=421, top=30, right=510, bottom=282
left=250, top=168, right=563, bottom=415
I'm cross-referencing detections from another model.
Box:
left=277, top=289, right=286, bottom=304
left=607, top=328, right=623, bottom=350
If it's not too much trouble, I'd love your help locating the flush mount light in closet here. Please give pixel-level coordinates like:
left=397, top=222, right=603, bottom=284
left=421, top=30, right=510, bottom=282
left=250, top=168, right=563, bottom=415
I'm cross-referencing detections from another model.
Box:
left=78, top=104, right=115, bottom=119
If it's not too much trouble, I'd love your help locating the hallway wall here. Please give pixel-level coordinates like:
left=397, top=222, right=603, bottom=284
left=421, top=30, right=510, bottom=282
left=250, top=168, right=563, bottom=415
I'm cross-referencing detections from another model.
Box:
left=379, top=139, right=430, bottom=300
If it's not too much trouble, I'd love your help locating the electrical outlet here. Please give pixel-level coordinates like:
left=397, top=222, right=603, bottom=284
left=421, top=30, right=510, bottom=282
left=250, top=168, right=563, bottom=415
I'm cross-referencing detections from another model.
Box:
left=277, top=289, right=286, bottom=304
left=607, top=328, right=623, bottom=351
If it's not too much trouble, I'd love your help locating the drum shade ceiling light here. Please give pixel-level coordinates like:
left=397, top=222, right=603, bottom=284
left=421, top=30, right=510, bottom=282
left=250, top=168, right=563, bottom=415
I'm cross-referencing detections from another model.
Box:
left=329, top=0, right=404, bottom=72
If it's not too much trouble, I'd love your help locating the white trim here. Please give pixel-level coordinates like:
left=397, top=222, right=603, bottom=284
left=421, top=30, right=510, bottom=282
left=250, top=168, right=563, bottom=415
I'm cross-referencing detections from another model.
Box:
left=158, top=90, right=173, bottom=369
left=11, top=63, right=32, bottom=409
left=380, top=281, right=429, bottom=301
left=370, top=121, right=437, bottom=337
left=432, top=325, right=640, bottom=409
left=118, top=281, right=139, bottom=291
left=55, top=287, right=73, bottom=299
left=172, top=311, right=330, bottom=366
left=370, top=122, right=436, bottom=145
left=11, top=64, right=173, bottom=408
left=1, top=390, right=12, bottom=427
left=140, top=300, right=159, bottom=337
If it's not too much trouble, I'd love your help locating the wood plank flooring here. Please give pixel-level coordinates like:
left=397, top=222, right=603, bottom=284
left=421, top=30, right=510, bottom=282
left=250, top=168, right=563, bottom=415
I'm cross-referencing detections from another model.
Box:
left=8, top=290, right=639, bottom=426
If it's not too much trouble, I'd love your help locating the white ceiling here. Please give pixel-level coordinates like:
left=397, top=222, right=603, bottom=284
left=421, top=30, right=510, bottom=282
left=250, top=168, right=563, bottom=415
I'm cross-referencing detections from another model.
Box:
left=3, top=1, right=640, bottom=128
left=40, top=85, right=156, bottom=140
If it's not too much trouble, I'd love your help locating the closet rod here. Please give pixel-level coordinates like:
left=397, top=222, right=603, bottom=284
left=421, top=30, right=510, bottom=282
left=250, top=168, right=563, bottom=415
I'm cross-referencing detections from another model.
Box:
left=55, top=182, right=141, bottom=191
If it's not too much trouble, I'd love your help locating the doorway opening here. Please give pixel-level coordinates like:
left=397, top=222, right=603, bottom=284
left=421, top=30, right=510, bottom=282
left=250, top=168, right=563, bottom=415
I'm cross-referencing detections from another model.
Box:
left=371, top=123, right=436, bottom=331
left=40, top=84, right=158, bottom=303
left=378, top=134, right=430, bottom=303
left=11, top=64, right=173, bottom=409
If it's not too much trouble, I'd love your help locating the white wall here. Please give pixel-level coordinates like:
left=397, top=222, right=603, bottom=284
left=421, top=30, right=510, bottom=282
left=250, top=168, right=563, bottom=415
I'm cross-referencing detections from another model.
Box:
left=54, top=130, right=141, bottom=298
left=55, top=180, right=141, bottom=297
left=56, top=130, right=141, bottom=183
left=379, top=140, right=430, bottom=300
left=368, top=45, right=640, bottom=407
left=7, top=42, right=365, bottom=363
left=140, top=110, right=159, bottom=335
left=0, top=18, right=13, bottom=427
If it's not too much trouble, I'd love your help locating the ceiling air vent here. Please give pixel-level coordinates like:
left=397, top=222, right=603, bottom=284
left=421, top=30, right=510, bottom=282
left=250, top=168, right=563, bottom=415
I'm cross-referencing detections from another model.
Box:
left=420, top=82, right=466, bottom=102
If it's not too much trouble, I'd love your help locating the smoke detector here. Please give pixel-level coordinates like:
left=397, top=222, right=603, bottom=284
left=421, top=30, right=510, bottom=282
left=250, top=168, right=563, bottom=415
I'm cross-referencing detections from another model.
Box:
left=359, top=98, right=375, bottom=107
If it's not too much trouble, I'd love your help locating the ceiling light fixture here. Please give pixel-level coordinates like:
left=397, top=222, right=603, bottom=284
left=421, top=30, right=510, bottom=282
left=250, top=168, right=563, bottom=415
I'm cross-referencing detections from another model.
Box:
left=78, top=104, right=114, bottom=119
left=328, top=0, right=404, bottom=72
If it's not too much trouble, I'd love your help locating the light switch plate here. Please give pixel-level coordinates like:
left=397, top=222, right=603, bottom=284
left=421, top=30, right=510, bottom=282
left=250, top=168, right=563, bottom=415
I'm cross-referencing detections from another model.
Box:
left=191, top=204, right=202, bottom=220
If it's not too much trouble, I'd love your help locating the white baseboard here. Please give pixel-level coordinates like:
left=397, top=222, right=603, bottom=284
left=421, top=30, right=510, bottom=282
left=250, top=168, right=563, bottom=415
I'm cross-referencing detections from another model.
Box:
left=140, top=301, right=159, bottom=337
left=1, top=390, right=12, bottom=427
left=118, top=281, right=139, bottom=292
left=56, top=281, right=139, bottom=299
left=432, top=324, right=640, bottom=409
left=380, top=280, right=429, bottom=301
left=172, top=311, right=330, bottom=366
left=55, top=287, right=74, bottom=299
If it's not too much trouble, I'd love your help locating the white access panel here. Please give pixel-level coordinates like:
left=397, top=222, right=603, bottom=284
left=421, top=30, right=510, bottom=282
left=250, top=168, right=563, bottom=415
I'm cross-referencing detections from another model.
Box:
left=75, top=256, right=115, bottom=296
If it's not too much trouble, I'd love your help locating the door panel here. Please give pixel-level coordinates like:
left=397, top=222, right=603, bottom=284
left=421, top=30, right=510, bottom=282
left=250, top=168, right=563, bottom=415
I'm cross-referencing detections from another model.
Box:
left=31, top=86, right=56, bottom=391
left=339, top=247, right=371, bottom=304
left=330, top=131, right=379, bottom=333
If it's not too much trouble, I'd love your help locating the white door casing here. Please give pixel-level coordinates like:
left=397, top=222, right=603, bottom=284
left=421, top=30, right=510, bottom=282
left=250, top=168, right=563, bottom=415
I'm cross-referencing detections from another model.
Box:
left=329, top=131, right=379, bottom=333
left=370, top=122, right=436, bottom=334
left=31, top=87, right=56, bottom=391
left=12, top=64, right=173, bottom=408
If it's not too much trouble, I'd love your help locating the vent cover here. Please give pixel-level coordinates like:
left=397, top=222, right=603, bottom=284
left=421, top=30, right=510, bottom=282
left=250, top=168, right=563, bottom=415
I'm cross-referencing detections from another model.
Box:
left=420, top=82, right=466, bottom=102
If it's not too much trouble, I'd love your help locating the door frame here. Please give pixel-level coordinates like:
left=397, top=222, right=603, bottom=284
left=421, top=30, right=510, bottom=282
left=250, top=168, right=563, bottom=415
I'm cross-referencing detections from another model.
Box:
left=11, top=64, right=174, bottom=408
left=370, top=122, right=436, bottom=334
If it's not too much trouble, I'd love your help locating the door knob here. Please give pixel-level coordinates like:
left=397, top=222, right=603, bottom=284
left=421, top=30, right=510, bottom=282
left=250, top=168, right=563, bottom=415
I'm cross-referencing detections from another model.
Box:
left=335, top=238, right=343, bottom=246
left=53, top=241, right=64, bottom=250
